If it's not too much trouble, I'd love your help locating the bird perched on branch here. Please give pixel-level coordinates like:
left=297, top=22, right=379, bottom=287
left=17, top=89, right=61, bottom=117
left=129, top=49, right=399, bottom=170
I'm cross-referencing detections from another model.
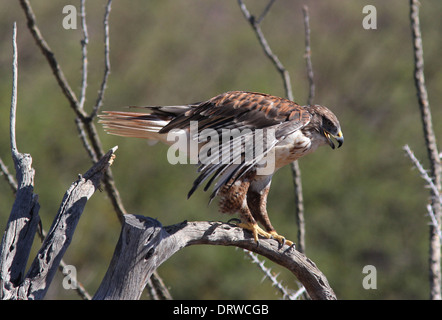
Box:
left=99, top=91, right=343, bottom=246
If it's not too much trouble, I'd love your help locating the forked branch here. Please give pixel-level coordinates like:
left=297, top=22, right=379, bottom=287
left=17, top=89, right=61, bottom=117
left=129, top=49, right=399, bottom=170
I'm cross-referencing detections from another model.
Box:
left=94, top=216, right=336, bottom=300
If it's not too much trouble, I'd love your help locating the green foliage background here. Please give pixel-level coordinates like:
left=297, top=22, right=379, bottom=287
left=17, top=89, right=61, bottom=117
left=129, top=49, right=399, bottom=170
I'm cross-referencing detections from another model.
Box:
left=0, top=0, right=441, bottom=299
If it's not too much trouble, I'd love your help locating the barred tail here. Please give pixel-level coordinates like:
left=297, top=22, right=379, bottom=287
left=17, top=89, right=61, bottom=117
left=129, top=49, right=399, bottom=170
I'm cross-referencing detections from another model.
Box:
left=99, top=111, right=171, bottom=144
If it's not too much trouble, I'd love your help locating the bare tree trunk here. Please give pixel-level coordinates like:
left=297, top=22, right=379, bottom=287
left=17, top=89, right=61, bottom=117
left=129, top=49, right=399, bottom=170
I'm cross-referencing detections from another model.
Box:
left=409, top=0, right=441, bottom=300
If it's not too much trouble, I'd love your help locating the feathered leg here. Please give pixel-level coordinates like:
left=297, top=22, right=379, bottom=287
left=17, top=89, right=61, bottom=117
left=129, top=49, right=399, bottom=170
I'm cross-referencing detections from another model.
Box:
left=247, top=178, right=294, bottom=246
left=219, top=180, right=274, bottom=243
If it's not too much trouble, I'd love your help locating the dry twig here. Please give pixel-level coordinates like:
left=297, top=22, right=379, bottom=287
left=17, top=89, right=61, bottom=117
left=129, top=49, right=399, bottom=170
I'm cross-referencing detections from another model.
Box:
left=243, top=249, right=305, bottom=300
left=403, top=145, right=442, bottom=241
left=302, top=5, right=315, bottom=106
left=409, top=0, right=441, bottom=300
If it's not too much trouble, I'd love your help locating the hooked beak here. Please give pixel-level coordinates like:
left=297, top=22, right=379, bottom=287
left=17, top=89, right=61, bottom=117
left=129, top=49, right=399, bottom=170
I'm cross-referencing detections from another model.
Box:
left=324, top=130, right=344, bottom=149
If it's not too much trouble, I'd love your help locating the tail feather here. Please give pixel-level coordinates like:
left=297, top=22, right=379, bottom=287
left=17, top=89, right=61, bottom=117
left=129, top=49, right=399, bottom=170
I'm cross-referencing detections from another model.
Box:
left=99, top=111, right=171, bottom=143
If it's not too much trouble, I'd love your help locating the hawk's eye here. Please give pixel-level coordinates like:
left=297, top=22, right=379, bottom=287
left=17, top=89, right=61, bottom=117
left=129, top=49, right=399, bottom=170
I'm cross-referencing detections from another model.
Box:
left=324, top=119, right=333, bottom=127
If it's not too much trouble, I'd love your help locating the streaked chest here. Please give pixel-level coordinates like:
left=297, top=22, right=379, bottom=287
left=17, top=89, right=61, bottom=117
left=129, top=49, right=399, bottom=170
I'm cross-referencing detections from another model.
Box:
left=273, top=130, right=322, bottom=169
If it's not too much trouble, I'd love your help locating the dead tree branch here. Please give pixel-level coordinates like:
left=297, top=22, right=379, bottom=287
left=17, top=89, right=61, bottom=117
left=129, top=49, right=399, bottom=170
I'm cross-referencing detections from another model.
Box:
left=18, top=146, right=117, bottom=300
left=409, top=0, right=441, bottom=300
left=79, top=0, right=88, bottom=111
left=94, top=216, right=336, bottom=300
left=0, top=24, right=115, bottom=299
left=302, top=5, right=315, bottom=106
left=0, top=157, right=18, bottom=193
left=1, top=146, right=117, bottom=300
left=9, top=22, right=19, bottom=158
left=0, top=23, right=41, bottom=294
left=404, top=145, right=442, bottom=239
left=0, top=24, right=91, bottom=300
left=243, top=249, right=300, bottom=299
left=90, top=0, right=112, bottom=120
left=404, top=145, right=442, bottom=206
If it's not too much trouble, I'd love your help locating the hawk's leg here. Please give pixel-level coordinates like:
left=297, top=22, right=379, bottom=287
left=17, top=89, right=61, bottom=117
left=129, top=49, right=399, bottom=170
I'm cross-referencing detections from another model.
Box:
left=247, top=178, right=294, bottom=247
left=219, top=180, right=275, bottom=243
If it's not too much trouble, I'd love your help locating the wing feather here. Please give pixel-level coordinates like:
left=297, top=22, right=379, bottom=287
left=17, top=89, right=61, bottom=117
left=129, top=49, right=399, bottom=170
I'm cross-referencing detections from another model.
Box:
left=169, top=92, right=312, bottom=197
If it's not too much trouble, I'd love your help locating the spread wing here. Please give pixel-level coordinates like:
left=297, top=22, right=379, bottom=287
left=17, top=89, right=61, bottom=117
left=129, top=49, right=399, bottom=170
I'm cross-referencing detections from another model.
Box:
left=160, top=91, right=312, bottom=200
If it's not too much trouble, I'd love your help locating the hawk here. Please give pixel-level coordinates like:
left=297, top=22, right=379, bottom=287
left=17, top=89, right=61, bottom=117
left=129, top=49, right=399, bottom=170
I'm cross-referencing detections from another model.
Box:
left=99, top=91, right=343, bottom=246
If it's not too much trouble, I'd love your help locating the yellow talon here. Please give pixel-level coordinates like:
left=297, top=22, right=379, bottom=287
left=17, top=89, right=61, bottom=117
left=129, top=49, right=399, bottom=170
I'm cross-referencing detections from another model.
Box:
left=269, top=230, right=294, bottom=246
left=236, top=222, right=294, bottom=247
left=237, top=222, right=270, bottom=242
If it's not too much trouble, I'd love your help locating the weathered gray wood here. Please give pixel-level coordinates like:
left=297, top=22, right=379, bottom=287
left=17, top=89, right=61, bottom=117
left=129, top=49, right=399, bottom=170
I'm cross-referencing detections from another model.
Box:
left=0, top=153, right=40, bottom=299
left=169, top=220, right=336, bottom=300
left=0, top=23, right=41, bottom=299
left=95, top=216, right=336, bottom=300
left=19, top=147, right=117, bottom=300
left=1, top=149, right=334, bottom=300
left=0, top=147, right=117, bottom=300
left=94, top=215, right=170, bottom=300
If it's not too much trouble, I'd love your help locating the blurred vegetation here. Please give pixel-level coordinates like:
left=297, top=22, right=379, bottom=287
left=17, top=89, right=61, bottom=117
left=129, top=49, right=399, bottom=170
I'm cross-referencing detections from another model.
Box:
left=0, top=0, right=441, bottom=300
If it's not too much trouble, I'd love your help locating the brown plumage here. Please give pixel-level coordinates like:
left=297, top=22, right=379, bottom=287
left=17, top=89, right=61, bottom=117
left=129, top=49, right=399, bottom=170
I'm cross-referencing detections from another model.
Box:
left=99, top=91, right=343, bottom=246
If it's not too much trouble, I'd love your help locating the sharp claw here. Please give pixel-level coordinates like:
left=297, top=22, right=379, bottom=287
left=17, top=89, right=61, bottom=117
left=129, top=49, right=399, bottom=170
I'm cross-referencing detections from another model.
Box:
left=234, top=222, right=294, bottom=247
left=269, top=231, right=294, bottom=247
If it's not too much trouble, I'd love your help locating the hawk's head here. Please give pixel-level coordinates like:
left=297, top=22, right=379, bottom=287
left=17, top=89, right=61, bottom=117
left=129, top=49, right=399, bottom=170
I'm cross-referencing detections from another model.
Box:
left=306, top=105, right=344, bottom=150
